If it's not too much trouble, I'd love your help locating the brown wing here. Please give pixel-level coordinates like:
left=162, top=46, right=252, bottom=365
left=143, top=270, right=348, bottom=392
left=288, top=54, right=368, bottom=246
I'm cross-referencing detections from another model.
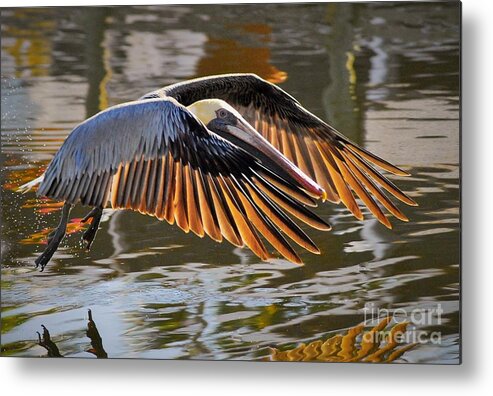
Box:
left=146, top=73, right=417, bottom=228
left=38, top=98, right=330, bottom=264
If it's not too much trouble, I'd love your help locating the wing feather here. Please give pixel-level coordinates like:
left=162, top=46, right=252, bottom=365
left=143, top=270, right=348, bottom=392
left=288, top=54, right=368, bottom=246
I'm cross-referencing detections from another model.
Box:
left=173, top=158, right=189, bottom=232
left=153, top=156, right=167, bottom=220
left=130, top=157, right=145, bottom=207
left=206, top=174, right=243, bottom=247
left=216, top=176, right=270, bottom=261
left=137, top=159, right=151, bottom=213
left=341, top=151, right=409, bottom=222
left=341, top=148, right=417, bottom=206
left=145, top=158, right=159, bottom=212
left=316, top=142, right=363, bottom=220
left=243, top=179, right=320, bottom=254
left=185, top=164, right=205, bottom=237
left=123, top=160, right=138, bottom=208
left=251, top=173, right=331, bottom=231
left=330, top=148, right=391, bottom=228
left=305, top=140, right=339, bottom=203
left=227, top=175, right=302, bottom=264
left=194, top=169, right=222, bottom=242
left=162, top=155, right=176, bottom=223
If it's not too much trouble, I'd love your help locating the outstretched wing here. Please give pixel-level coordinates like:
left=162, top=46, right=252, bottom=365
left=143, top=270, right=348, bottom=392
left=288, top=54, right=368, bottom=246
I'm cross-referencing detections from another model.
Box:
left=38, top=97, right=330, bottom=264
left=144, top=74, right=417, bottom=228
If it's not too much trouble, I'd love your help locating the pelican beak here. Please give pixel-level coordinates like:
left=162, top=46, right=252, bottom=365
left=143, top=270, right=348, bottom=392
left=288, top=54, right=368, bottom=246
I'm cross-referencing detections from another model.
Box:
left=225, top=118, right=326, bottom=200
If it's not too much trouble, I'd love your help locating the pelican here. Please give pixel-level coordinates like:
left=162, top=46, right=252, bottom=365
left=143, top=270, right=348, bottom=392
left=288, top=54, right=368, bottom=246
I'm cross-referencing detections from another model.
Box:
left=21, top=73, right=416, bottom=271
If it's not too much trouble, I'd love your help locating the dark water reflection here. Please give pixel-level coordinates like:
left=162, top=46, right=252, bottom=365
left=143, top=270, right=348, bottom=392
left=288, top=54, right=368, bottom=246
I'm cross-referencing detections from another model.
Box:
left=1, top=3, right=460, bottom=363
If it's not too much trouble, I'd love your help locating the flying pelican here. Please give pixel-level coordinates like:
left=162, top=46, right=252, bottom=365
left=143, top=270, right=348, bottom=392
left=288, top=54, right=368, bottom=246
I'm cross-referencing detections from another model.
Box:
left=21, top=73, right=416, bottom=271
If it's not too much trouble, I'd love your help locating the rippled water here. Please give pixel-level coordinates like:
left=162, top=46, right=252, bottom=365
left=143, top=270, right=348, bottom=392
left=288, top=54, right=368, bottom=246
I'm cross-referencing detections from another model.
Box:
left=1, top=3, right=460, bottom=363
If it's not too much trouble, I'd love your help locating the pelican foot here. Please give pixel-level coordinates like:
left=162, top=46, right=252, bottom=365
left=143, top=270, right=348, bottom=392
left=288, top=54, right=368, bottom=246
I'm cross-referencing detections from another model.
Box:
left=35, top=203, right=72, bottom=271
left=81, top=207, right=103, bottom=250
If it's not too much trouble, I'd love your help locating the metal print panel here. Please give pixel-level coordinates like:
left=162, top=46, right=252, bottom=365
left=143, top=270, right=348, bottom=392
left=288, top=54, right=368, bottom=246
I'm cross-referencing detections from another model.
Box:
left=1, top=1, right=461, bottom=364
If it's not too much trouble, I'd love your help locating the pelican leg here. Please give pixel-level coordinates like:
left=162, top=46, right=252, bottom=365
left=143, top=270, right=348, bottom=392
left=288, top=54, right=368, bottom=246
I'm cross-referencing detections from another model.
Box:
left=81, top=207, right=103, bottom=250
left=46, top=228, right=57, bottom=244
left=35, top=202, right=72, bottom=271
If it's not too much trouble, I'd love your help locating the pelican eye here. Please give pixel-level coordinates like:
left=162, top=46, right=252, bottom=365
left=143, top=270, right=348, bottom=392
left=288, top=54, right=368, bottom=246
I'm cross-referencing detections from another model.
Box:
left=217, top=108, right=228, bottom=119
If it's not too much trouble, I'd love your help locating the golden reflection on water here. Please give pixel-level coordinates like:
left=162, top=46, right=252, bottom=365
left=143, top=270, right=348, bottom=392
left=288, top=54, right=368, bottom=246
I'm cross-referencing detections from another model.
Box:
left=2, top=159, right=92, bottom=244
left=1, top=158, right=48, bottom=192
left=269, top=318, right=416, bottom=363
left=196, top=23, right=287, bottom=83
left=19, top=218, right=87, bottom=245
left=98, top=34, right=113, bottom=112
left=2, top=9, right=55, bottom=78
left=21, top=198, right=64, bottom=214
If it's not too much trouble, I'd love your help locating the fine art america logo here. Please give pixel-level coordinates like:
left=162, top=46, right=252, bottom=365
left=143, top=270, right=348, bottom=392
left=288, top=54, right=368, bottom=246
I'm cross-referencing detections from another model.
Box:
left=362, top=303, right=443, bottom=344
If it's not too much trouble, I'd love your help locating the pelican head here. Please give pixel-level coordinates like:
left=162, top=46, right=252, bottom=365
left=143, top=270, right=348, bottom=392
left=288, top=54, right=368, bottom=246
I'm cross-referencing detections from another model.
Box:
left=188, top=99, right=326, bottom=200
